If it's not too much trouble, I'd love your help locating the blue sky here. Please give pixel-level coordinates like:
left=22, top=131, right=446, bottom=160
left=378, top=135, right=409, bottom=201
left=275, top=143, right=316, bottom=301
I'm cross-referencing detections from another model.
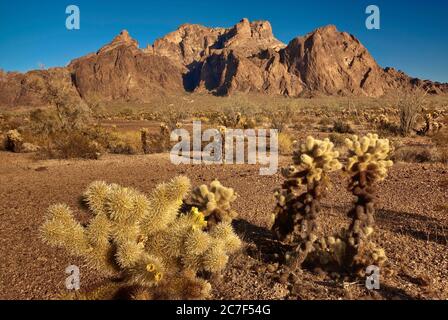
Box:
left=0, top=0, right=447, bottom=82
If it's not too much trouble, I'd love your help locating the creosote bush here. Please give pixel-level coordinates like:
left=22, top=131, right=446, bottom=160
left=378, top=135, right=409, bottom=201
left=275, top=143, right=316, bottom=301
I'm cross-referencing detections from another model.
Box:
left=332, top=120, right=354, bottom=134
left=278, top=132, right=294, bottom=155
left=397, top=87, right=427, bottom=136
left=41, top=176, right=241, bottom=300
left=142, top=123, right=173, bottom=153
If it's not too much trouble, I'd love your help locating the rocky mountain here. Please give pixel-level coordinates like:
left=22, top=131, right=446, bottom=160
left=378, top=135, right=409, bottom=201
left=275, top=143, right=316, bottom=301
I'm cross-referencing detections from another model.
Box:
left=1, top=18, right=447, bottom=107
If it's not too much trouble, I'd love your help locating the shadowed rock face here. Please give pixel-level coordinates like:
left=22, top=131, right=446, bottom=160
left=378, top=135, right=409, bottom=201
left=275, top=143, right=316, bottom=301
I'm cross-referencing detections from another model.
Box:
left=1, top=19, right=447, bottom=107
left=69, top=30, right=185, bottom=103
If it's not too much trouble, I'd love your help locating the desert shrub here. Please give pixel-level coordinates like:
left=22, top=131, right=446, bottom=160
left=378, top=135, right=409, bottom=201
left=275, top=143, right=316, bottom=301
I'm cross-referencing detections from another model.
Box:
left=45, top=81, right=92, bottom=131
left=270, top=110, right=293, bottom=133
left=41, top=177, right=241, bottom=300
left=318, top=117, right=333, bottom=126
left=28, top=108, right=63, bottom=135
left=277, top=132, right=294, bottom=155
left=107, top=131, right=141, bottom=155
left=143, top=123, right=172, bottom=153
left=431, top=129, right=448, bottom=164
left=86, top=126, right=140, bottom=155
left=397, top=88, right=427, bottom=136
left=37, top=131, right=102, bottom=160
left=153, top=108, right=186, bottom=131
left=239, top=116, right=257, bottom=129
left=331, top=120, right=354, bottom=134
left=0, top=113, right=25, bottom=132
left=392, top=146, right=439, bottom=163
left=119, top=108, right=135, bottom=118
left=416, top=112, right=444, bottom=136
left=30, top=119, right=143, bottom=158
left=216, top=109, right=243, bottom=128
left=431, top=128, right=448, bottom=147
left=376, top=118, right=400, bottom=136
left=11, top=82, right=96, bottom=158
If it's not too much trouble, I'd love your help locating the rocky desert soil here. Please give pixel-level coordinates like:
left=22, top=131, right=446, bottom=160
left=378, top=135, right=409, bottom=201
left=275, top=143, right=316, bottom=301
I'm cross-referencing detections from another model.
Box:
left=0, top=151, right=447, bottom=300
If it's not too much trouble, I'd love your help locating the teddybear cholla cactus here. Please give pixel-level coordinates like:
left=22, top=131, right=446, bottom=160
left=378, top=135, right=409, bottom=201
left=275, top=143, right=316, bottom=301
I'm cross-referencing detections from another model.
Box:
left=5, top=129, right=23, bottom=152
left=272, top=136, right=342, bottom=267
left=190, top=180, right=238, bottom=227
left=40, top=176, right=241, bottom=300
left=343, top=134, right=392, bottom=270
left=306, top=134, right=393, bottom=275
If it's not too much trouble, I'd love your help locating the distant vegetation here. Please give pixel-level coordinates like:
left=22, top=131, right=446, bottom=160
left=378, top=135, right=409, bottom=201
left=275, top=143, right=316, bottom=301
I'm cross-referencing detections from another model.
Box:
left=0, top=92, right=447, bottom=164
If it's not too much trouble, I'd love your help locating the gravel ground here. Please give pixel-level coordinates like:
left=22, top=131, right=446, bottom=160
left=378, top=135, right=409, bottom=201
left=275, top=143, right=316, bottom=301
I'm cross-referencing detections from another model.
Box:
left=0, top=152, right=447, bottom=300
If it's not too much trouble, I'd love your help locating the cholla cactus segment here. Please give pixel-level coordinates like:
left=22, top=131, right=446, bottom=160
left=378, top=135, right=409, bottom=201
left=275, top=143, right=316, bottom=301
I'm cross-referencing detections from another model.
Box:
left=210, top=222, right=242, bottom=254
left=272, top=134, right=393, bottom=276
left=140, top=176, right=191, bottom=234
left=84, top=181, right=110, bottom=216
left=202, top=243, right=229, bottom=273
left=184, top=229, right=212, bottom=255
left=41, top=176, right=241, bottom=300
left=345, top=133, right=393, bottom=183
left=190, top=180, right=238, bottom=227
left=106, top=187, right=139, bottom=223
left=292, top=136, right=342, bottom=186
left=40, top=204, right=92, bottom=257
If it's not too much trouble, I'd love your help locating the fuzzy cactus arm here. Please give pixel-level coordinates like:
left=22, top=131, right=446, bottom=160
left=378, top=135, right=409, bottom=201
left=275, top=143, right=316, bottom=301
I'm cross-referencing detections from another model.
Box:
left=181, top=229, right=212, bottom=271
left=115, top=241, right=146, bottom=269
left=84, top=214, right=117, bottom=274
left=209, top=222, right=242, bottom=254
left=105, top=186, right=138, bottom=223
left=40, top=204, right=91, bottom=257
left=83, top=181, right=110, bottom=216
left=202, top=242, right=229, bottom=273
left=140, top=176, right=191, bottom=235
left=105, top=186, right=148, bottom=245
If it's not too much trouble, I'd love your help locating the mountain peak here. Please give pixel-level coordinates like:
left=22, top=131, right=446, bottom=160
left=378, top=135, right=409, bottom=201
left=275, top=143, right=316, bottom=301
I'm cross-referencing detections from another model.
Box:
left=1, top=19, right=447, bottom=108
left=98, top=29, right=139, bottom=53
left=315, top=24, right=338, bottom=33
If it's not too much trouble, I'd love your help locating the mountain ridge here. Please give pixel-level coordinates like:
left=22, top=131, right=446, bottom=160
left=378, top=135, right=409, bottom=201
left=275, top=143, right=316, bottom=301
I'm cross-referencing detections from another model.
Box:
left=1, top=18, right=447, bottom=107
